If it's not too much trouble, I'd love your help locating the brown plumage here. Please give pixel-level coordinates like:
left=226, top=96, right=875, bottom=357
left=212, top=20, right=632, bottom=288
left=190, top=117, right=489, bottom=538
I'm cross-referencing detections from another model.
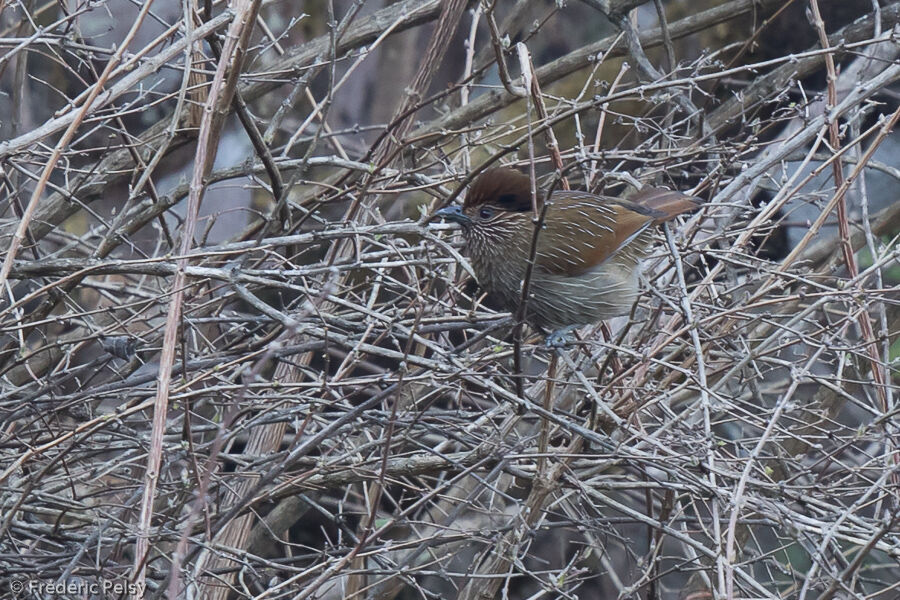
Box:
left=435, top=167, right=701, bottom=339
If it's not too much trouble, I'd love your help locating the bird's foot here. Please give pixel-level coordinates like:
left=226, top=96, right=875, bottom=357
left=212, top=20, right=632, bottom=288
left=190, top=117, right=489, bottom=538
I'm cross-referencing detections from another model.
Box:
left=544, top=326, right=578, bottom=349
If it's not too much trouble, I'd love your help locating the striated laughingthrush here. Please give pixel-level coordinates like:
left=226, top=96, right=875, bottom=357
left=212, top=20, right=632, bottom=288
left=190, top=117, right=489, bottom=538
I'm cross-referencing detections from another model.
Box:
left=435, top=167, right=701, bottom=341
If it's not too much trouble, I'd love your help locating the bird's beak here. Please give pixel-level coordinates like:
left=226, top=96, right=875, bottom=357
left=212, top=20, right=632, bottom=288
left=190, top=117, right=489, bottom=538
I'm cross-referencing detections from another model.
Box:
left=432, top=205, right=471, bottom=226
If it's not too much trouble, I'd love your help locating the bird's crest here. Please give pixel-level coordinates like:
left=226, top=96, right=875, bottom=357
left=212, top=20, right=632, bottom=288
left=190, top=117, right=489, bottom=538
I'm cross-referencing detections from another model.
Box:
left=463, top=168, right=534, bottom=212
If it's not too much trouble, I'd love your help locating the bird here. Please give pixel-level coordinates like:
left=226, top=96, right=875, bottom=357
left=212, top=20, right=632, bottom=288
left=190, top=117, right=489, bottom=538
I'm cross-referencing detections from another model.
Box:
left=434, top=167, right=701, bottom=345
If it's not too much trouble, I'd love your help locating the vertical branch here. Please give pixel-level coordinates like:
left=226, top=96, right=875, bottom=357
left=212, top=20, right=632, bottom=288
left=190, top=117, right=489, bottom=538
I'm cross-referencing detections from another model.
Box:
left=664, top=224, right=724, bottom=599
left=516, top=43, right=569, bottom=189
left=460, top=2, right=484, bottom=171
left=807, top=0, right=891, bottom=421
left=137, top=0, right=262, bottom=591
left=485, top=1, right=527, bottom=98
left=589, top=61, right=629, bottom=186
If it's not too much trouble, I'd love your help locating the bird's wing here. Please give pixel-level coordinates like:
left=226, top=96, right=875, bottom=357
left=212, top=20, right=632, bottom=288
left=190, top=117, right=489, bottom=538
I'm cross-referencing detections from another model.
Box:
left=534, top=192, right=654, bottom=277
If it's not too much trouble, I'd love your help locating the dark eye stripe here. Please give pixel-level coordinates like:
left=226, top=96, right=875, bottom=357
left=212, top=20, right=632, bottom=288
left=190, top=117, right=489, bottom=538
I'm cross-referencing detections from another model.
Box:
left=495, top=193, right=530, bottom=212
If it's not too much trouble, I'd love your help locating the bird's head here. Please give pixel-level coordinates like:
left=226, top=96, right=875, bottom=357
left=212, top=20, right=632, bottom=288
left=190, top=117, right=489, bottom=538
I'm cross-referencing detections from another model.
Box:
left=434, top=168, right=534, bottom=238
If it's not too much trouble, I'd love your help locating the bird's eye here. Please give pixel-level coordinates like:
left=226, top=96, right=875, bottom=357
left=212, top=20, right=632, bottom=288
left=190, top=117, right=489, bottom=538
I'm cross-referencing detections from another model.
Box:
left=478, top=207, right=494, bottom=220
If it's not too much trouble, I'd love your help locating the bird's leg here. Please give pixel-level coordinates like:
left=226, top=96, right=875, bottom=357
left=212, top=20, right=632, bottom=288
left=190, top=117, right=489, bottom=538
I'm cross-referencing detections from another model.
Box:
left=544, top=325, right=580, bottom=348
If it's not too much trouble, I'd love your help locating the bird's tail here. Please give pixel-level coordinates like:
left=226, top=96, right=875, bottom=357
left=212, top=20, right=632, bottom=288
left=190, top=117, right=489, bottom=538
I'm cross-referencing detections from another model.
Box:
left=628, top=188, right=702, bottom=224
